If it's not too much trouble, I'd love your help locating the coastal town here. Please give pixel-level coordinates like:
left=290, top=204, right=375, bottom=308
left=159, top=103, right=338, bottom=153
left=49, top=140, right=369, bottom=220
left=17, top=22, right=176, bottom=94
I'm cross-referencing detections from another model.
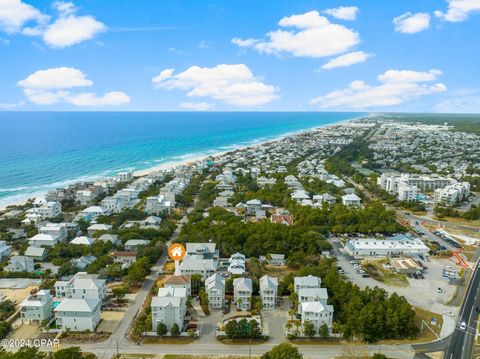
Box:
left=0, top=114, right=480, bottom=359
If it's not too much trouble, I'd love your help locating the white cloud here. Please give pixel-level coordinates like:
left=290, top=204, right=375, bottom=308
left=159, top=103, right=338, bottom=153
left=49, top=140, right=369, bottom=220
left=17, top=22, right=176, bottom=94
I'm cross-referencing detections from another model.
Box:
left=393, top=12, right=431, bottom=34
left=435, top=0, right=480, bottom=22
left=323, top=6, right=359, bottom=21
left=18, top=67, right=93, bottom=89
left=18, top=67, right=130, bottom=107
left=43, top=9, right=106, bottom=48
left=231, top=10, right=360, bottom=58
left=434, top=89, right=480, bottom=112
left=309, top=69, right=447, bottom=109
left=66, top=92, right=130, bottom=107
left=321, top=51, right=371, bottom=70
left=0, top=100, right=25, bottom=110
left=179, top=102, right=212, bottom=111
left=0, top=0, right=104, bottom=47
left=153, top=64, right=278, bottom=107
left=0, top=0, right=49, bottom=33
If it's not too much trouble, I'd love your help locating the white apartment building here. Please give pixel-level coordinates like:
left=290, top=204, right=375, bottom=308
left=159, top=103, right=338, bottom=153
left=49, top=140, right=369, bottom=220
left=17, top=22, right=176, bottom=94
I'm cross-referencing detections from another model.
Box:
left=151, top=287, right=187, bottom=332
left=101, top=196, right=128, bottom=214
left=397, top=182, right=419, bottom=201
left=260, top=275, right=278, bottom=310
left=378, top=173, right=453, bottom=201
left=20, top=290, right=54, bottom=324
left=233, top=277, right=252, bottom=311
left=54, top=298, right=101, bottom=332
left=54, top=272, right=107, bottom=302
left=116, top=171, right=133, bottom=182
left=206, top=273, right=225, bottom=309
left=434, top=182, right=470, bottom=206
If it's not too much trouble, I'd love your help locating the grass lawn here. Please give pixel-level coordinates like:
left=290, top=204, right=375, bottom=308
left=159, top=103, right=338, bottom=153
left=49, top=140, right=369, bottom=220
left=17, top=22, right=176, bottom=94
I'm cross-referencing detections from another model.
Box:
left=163, top=261, right=176, bottom=273
left=362, top=259, right=408, bottom=287
left=288, top=337, right=343, bottom=345
left=164, top=356, right=259, bottom=359
left=142, top=337, right=196, bottom=344
left=264, top=265, right=297, bottom=280
left=217, top=338, right=268, bottom=345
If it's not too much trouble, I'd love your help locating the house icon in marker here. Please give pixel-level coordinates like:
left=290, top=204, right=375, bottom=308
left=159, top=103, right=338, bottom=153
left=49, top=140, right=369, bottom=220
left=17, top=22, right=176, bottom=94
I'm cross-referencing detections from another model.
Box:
left=168, top=243, right=186, bottom=261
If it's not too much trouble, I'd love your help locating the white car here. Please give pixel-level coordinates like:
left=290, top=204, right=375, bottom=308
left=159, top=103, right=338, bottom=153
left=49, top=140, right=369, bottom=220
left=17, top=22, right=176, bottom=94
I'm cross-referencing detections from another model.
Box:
left=459, top=321, right=466, bottom=331
left=443, top=310, right=454, bottom=317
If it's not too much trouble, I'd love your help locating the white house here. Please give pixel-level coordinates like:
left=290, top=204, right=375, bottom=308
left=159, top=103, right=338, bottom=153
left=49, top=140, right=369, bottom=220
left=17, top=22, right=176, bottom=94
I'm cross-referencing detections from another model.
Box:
left=228, top=252, right=246, bottom=276
left=29, top=233, right=59, bottom=248
left=39, top=223, right=68, bottom=242
left=341, top=193, right=361, bottom=207
left=260, top=275, right=278, bottom=310
left=179, top=257, right=217, bottom=280
left=87, top=224, right=112, bottom=237
left=5, top=256, right=35, bottom=272
left=145, top=195, right=173, bottom=215
left=124, top=239, right=150, bottom=251
left=164, top=275, right=192, bottom=297
left=54, top=272, right=107, bottom=302
left=233, top=277, right=252, bottom=311
left=70, top=236, right=95, bottom=246
left=20, top=290, right=54, bottom=324
left=294, top=275, right=333, bottom=333
left=77, top=206, right=106, bottom=222
left=151, top=287, right=187, bottom=332
left=100, top=196, right=128, bottom=214
left=205, top=273, right=225, bottom=309
left=24, top=246, right=47, bottom=261
left=109, top=250, right=137, bottom=268
left=54, top=298, right=101, bottom=332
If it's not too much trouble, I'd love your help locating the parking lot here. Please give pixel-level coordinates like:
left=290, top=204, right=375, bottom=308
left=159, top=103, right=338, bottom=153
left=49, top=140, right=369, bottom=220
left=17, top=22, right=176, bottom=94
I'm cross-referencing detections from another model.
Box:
left=331, top=239, right=459, bottom=315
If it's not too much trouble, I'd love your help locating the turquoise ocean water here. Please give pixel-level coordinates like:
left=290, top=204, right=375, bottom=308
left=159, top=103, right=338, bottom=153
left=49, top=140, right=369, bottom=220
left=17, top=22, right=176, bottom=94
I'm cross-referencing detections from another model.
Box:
left=0, top=112, right=364, bottom=206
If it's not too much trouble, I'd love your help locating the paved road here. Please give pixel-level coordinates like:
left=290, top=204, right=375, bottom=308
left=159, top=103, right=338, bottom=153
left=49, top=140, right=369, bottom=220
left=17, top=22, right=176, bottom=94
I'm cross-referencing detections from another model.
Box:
left=99, top=211, right=190, bottom=358
left=444, top=259, right=480, bottom=359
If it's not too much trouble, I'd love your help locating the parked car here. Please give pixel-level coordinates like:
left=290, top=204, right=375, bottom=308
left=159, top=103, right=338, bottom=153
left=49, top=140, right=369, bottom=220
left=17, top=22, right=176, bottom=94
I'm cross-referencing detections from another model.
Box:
left=460, top=321, right=466, bottom=331
left=361, top=274, right=370, bottom=278
left=418, top=273, right=424, bottom=279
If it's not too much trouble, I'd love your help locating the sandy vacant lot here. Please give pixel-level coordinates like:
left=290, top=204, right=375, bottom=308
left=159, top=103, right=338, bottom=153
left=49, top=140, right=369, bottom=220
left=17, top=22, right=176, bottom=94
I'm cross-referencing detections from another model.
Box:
left=97, top=311, right=125, bottom=333
left=8, top=323, right=41, bottom=340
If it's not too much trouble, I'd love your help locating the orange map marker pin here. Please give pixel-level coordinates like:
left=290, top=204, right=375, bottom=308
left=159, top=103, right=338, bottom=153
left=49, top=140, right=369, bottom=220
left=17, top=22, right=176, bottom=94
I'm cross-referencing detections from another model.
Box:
left=168, top=243, right=186, bottom=261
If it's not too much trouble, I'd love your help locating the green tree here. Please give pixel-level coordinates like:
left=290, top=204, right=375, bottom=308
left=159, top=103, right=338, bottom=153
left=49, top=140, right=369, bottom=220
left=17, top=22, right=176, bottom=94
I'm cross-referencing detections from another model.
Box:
left=52, top=347, right=83, bottom=359
left=303, top=320, right=315, bottom=337
left=170, top=323, right=180, bottom=336
left=319, top=323, right=329, bottom=338
left=261, top=342, right=303, bottom=359
left=112, top=286, right=128, bottom=302
left=156, top=323, right=167, bottom=336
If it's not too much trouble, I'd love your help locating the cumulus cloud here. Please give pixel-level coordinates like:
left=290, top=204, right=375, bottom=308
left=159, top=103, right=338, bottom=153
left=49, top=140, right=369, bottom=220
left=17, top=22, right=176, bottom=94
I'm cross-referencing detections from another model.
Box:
left=323, top=6, right=359, bottom=21
left=321, top=51, right=371, bottom=70
left=152, top=64, right=278, bottom=107
left=18, top=67, right=130, bottom=107
left=435, top=0, right=480, bottom=22
left=394, top=12, right=431, bottom=34
left=309, top=69, right=447, bottom=109
left=179, top=102, right=213, bottom=111
left=231, top=10, right=360, bottom=58
left=0, top=0, right=104, bottom=47
left=0, top=0, right=49, bottom=33
left=43, top=13, right=105, bottom=48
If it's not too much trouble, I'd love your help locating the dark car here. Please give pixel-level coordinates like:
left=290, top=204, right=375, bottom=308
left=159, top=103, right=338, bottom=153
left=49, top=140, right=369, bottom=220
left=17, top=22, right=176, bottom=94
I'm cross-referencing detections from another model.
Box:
left=362, top=274, right=370, bottom=278
left=412, top=273, right=419, bottom=279
left=418, top=273, right=424, bottom=279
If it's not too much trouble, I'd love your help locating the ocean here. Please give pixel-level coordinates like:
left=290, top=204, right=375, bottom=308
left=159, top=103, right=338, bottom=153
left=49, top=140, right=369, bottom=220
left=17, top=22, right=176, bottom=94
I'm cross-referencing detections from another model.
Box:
left=0, top=111, right=364, bottom=206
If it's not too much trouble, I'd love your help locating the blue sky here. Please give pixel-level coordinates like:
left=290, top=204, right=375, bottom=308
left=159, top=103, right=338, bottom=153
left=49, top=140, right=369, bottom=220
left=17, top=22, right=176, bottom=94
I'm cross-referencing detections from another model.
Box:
left=0, top=0, right=479, bottom=112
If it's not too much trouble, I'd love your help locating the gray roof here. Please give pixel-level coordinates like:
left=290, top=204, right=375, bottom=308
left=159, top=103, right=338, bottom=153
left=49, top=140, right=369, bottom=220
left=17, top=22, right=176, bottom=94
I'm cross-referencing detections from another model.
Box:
left=233, top=277, right=252, bottom=292
left=260, top=275, right=278, bottom=291
left=54, top=298, right=99, bottom=313
left=25, top=246, right=46, bottom=257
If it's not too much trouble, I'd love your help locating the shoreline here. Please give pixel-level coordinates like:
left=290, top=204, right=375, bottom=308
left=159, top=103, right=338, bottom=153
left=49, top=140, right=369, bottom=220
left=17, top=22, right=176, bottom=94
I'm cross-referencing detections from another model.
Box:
left=0, top=116, right=363, bottom=211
